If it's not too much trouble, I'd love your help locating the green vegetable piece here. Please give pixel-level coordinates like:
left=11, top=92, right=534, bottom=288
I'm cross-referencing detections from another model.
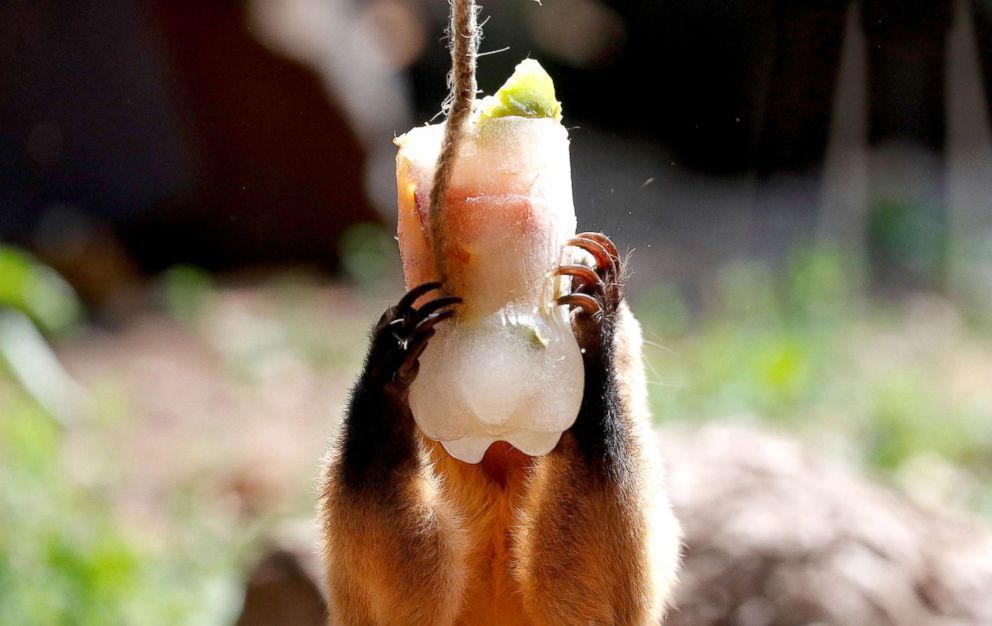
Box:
left=478, top=59, right=563, bottom=124
left=524, top=325, right=548, bottom=351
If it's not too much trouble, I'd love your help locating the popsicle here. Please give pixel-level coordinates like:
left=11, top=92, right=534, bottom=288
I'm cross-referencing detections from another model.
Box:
left=394, top=59, right=584, bottom=463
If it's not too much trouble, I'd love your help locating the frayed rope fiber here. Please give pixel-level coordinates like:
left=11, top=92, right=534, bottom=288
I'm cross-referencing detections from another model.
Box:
left=429, top=0, right=480, bottom=284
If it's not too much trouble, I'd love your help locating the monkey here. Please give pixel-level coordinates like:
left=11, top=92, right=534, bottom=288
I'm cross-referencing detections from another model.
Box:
left=318, top=232, right=682, bottom=625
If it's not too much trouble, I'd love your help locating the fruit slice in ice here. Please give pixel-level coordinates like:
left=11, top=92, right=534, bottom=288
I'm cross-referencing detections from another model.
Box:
left=394, top=60, right=583, bottom=464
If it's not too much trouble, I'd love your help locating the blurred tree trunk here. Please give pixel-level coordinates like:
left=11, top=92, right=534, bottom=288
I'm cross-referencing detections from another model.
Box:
left=753, top=0, right=848, bottom=268
left=862, top=0, right=953, bottom=293
left=754, top=0, right=955, bottom=292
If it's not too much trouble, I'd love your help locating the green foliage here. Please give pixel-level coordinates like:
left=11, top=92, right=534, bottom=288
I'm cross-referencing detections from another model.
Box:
left=0, top=251, right=241, bottom=624
left=160, top=265, right=215, bottom=321
left=867, top=197, right=948, bottom=286
left=0, top=377, right=242, bottom=625
left=0, top=245, right=83, bottom=425
left=339, top=222, right=403, bottom=288
left=637, top=246, right=992, bottom=513
left=0, top=245, right=81, bottom=336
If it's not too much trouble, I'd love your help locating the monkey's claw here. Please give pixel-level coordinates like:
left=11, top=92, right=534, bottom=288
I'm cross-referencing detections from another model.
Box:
left=369, top=282, right=461, bottom=391
left=555, top=233, right=623, bottom=349
left=555, top=233, right=623, bottom=316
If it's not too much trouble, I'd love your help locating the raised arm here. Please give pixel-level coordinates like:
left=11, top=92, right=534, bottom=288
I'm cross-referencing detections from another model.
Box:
left=517, top=234, right=682, bottom=625
left=318, top=283, right=467, bottom=626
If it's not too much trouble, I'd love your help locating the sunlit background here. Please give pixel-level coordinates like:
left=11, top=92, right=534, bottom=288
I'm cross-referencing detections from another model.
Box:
left=2, top=0, right=992, bottom=624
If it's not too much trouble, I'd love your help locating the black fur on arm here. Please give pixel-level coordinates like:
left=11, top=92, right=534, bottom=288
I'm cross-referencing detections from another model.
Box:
left=568, top=311, right=632, bottom=482
left=555, top=232, right=633, bottom=483
left=337, top=372, right=419, bottom=494
left=336, top=282, right=461, bottom=494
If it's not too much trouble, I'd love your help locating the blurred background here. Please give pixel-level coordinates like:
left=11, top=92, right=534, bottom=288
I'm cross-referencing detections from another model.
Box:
left=2, top=0, right=992, bottom=624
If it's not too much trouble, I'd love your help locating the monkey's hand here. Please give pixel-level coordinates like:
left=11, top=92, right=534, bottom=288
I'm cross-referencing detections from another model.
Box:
left=518, top=233, right=678, bottom=624
left=556, top=231, right=623, bottom=351
left=555, top=232, right=627, bottom=471
left=338, top=282, right=461, bottom=491
left=321, top=283, right=466, bottom=625
left=365, top=282, right=460, bottom=394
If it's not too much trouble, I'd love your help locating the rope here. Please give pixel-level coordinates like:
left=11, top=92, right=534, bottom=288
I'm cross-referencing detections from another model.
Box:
left=429, top=0, right=480, bottom=283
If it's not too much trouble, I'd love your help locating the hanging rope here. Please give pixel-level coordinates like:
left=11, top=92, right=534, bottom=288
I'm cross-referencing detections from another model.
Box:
left=429, top=0, right=480, bottom=283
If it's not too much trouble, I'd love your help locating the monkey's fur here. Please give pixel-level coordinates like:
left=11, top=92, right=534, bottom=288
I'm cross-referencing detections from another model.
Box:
left=319, top=234, right=682, bottom=625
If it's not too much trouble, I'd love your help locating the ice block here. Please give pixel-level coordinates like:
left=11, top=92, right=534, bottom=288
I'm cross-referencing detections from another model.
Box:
left=395, top=60, right=584, bottom=463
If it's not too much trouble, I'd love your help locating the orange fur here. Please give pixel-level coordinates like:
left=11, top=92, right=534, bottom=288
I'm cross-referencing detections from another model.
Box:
left=319, top=304, right=682, bottom=625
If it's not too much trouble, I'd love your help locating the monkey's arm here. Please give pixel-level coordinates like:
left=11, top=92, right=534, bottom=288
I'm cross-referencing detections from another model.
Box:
left=518, top=235, right=681, bottom=625
left=319, top=284, right=466, bottom=626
